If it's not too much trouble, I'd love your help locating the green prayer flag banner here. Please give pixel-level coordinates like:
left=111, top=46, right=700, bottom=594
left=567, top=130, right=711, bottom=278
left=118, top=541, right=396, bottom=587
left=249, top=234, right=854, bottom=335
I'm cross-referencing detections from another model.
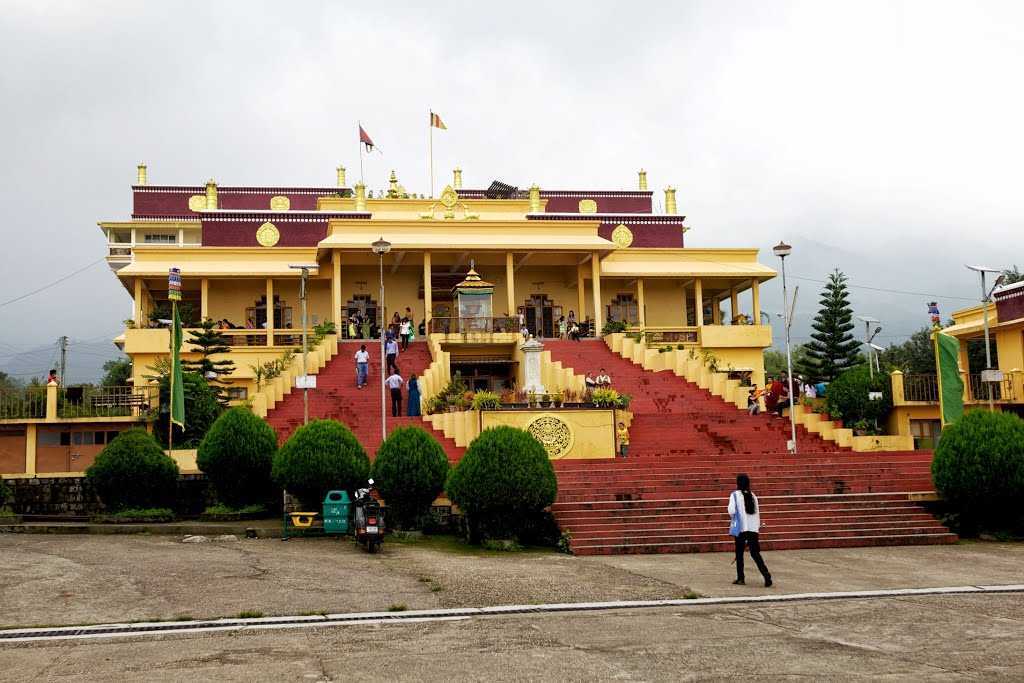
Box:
left=935, top=332, right=963, bottom=425
left=170, top=301, right=185, bottom=429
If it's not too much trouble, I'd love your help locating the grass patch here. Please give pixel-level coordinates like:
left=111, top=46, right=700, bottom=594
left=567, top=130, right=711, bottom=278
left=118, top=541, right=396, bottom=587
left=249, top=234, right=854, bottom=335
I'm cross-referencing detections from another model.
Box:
left=204, top=503, right=268, bottom=516
left=387, top=533, right=555, bottom=557
left=91, top=508, right=174, bottom=523
left=236, top=610, right=264, bottom=619
left=299, top=610, right=327, bottom=617
left=387, top=603, right=407, bottom=612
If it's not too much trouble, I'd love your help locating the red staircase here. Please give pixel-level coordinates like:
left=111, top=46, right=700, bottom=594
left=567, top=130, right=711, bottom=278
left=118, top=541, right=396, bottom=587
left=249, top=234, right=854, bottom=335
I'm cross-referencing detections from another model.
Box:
left=265, top=341, right=465, bottom=462
left=544, top=340, right=955, bottom=555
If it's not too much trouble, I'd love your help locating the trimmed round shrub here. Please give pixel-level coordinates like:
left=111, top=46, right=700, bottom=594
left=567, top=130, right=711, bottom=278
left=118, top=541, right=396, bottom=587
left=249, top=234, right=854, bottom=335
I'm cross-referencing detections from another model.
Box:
left=825, top=365, right=892, bottom=428
left=272, top=419, right=369, bottom=508
left=197, top=406, right=278, bottom=508
left=932, top=410, right=1024, bottom=531
left=85, top=428, right=179, bottom=511
left=371, top=427, right=449, bottom=530
left=446, top=426, right=557, bottom=543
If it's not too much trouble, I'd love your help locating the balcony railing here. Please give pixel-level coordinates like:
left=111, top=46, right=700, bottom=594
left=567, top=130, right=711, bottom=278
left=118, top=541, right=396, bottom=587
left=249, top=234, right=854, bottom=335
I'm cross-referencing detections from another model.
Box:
left=0, top=386, right=47, bottom=419
left=967, top=374, right=1014, bottom=403
left=58, top=385, right=158, bottom=418
left=427, top=317, right=522, bottom=335
left=903, top=374, right=939, bottom=403
left=643, top=327, right=699, bottom=345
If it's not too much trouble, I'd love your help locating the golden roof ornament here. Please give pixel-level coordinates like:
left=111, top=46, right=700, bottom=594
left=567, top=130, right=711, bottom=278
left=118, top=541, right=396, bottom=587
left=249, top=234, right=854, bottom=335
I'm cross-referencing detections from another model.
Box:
left=453, top=262, right=494, bottom=291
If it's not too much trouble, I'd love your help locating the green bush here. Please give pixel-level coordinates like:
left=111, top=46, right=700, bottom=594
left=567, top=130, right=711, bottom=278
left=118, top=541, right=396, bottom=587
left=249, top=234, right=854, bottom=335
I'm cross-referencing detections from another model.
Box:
left=0, top=479, right=11, bottom=507
left=155, top=372, right=223, bottom=448
left=470, top=391, right=501, bottom=411
left=371, top=427, right=449, bottom=530
left=825, top=365, right=892, bottom=427
left=272, top=419, right=370, bottom=507
left=197, top=407, right=278, bottom=508
left=602, top=320, right=627, bottom=335
left=932, top=410, right=1024, bottom=532
left=591, top=388, right=620, bottom=408
left=446, top=426, right=557, bottom=543
left=85, top=428, right=179, bottom=511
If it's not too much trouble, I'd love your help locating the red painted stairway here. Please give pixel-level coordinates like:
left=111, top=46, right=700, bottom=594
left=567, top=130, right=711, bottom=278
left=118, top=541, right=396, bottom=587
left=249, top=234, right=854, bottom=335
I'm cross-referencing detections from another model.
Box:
left=265, top=340, right=465, bottom=462
left=544, top=340, right=955, bottom=555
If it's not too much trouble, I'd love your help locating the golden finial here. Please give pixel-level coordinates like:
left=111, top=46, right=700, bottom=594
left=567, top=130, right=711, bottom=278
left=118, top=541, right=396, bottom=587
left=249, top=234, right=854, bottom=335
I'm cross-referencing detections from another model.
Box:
left=664, top=186, right=677, bottom=214
left=387, top=170, right=400, bottom=198
left=453, top=167, right=463, bottom=189
left=529, top=184, right=541, bottom=213
left=205, top=179, right=218, bottom=210
left=336, top=166, right=346, bottom=187
left=354, top=182, right=367, bottom=211
left=136, top=163, right=148, bottom=186
left=638, top=169, right=647, bottom=191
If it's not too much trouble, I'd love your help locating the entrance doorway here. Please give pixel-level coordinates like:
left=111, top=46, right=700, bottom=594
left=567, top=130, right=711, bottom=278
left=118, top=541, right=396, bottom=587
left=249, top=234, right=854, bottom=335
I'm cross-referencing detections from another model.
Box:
left=345, top=294, right=379, bottom=338
left=522, top=295, right=561, bottom=338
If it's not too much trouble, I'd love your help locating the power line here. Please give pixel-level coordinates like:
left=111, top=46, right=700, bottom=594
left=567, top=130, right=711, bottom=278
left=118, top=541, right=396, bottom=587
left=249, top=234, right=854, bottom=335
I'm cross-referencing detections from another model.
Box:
left=789, top=275, right=976, bottom=302
left=0, top=258, right=106, bottom=309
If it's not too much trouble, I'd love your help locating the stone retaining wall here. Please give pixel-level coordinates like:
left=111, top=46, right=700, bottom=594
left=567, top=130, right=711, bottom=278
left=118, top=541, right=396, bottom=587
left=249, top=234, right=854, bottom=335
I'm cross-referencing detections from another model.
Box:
left=5, top=475, right=215, bottom=516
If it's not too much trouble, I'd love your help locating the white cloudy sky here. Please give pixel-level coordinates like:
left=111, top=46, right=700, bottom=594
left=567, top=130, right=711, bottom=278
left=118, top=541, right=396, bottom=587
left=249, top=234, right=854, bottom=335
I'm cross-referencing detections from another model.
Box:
left=1, top=0, right=1022, bottom=381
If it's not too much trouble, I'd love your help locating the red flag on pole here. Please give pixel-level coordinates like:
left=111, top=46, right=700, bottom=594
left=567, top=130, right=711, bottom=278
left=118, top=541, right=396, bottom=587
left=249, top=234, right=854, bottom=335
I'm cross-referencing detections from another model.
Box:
left=359, top=125, right=376, bottom=152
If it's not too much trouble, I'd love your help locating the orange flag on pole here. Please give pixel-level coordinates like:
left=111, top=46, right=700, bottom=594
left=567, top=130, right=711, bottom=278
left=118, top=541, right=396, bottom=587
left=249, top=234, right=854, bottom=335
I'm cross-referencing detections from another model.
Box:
left=429, top=111, right=447, bottom=130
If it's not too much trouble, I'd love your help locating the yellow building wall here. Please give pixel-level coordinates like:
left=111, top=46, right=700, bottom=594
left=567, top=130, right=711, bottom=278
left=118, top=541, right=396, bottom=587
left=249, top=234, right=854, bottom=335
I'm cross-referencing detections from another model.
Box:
left=481, top=409, right=616, bottom=459
left=643, top=280, right=687, bottom=327
left=340, top=265, right=424, bottom=323
left=996, top=328, right=1024, bottom=372
left=511, top=265, right=578, bottom=317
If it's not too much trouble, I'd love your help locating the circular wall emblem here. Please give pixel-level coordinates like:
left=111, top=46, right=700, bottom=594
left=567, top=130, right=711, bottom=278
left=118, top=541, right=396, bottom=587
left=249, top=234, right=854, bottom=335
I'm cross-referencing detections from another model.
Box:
left=256, top=222, right=280, bottom=247
left=611, top=223, right=634, bottom=248
left=439, top=185, right=459, bottom=209
left=188, top=195, right=206, bottom=212
left=578, top=198, right=597, bottom=214
left=270, top=195, right=290, bottom=211
left=527, top=414, right=574, bottom=459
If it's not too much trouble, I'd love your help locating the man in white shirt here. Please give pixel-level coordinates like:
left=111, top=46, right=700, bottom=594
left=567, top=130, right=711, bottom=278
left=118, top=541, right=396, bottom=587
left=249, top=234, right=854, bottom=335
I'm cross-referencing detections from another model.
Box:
left=385, top=336, right=399, bottom=374
left=595, top=368, right=612, bottom=387
left=354, top=344, right=370, bottom=389
left=385, top=371, right=404, bottom=416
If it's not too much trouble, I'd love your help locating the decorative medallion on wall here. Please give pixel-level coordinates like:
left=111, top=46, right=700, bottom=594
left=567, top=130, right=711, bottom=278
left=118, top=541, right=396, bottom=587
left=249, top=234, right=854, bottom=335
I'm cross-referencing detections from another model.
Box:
left=440, top=185, right=459, bottom=209
left=578, top=198, right=597, bottom=214
left=527, top=414, right=574, bottom=459
left=270, top=195, right=291, bottom=211
left=188, top=195, right=206, bottom=212
left=611, top=223, right=634, bottom=248
left=256, top=222, right=280, bottom=247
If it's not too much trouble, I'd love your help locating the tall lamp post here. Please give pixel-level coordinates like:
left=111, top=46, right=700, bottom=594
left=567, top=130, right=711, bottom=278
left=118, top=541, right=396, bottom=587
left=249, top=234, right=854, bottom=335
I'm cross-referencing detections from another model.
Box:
left=288, top=264, right=319, bottom=425
left=372, top=237, right=392, bottom=441
left=773, top=241, right=798, bottom=454
left=965, top=265, right=1005, bottom=411
left=857, top=316, right=882, bottom=380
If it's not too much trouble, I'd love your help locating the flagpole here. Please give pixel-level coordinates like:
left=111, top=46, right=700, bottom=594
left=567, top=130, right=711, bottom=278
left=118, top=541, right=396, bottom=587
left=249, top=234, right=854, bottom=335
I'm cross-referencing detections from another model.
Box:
left=429, top=110, right=434, bottom=198
left=168, top=300, right=174, bottom=454
left=358, top=120, right=365, bottom=184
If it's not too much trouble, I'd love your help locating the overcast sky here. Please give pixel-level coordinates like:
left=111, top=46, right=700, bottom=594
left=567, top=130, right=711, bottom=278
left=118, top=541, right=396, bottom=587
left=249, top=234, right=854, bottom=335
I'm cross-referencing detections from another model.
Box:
left=1, top=0, right=1022, bottom=381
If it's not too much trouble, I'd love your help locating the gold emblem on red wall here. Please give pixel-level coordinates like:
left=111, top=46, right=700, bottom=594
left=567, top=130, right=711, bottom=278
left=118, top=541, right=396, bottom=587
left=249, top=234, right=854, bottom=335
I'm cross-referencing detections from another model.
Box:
left=270, top=195, right=290, bottom=211
left=188, top=195, right=206, bottom=212
left=578, top=199, right=597, bottom=214
left=611, top=224, right=634, bottom=248
left=256, top=222, right=280, bottom=247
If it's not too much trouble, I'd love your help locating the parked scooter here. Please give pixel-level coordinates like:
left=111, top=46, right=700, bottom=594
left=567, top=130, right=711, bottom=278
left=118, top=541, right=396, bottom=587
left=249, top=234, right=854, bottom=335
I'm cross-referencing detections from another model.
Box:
left=353, top=478, right=385, bottom=553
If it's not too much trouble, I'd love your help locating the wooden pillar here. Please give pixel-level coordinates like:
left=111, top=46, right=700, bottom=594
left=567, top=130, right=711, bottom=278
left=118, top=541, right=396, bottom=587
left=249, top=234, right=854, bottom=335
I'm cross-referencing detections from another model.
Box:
left=423, top=251, right=433, bottom=327
left=576, top=263, right=586, bottom=322
left=133, top=278, right=144, bottom=326
left=590, top=252, right=603, bottom=333
left=694, top=279, right=704, bottom=327
left=637, top=278, right=646, bottom=329
left=266, top=278, right=274, bottom=346
left=331, top=251, right=342, bottom=326
left=712, top=296, right=722, bottom=325
left=200, top=278, right=209, bottom=321
left=505, top=252, right=516, bottom=317
left=752, top=280, right=761, bottom=324
left=730, top=287, right=738, bottom=323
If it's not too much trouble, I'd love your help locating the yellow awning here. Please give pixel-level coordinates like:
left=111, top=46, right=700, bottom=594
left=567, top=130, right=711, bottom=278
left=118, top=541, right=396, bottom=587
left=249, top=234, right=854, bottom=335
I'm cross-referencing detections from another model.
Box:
left=598, top=249, right=777, bottom=279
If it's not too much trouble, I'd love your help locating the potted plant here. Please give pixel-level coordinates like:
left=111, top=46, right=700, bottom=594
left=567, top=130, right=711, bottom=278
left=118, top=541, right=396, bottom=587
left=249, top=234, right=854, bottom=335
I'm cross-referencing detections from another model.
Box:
left=591, top=388, right=621, bottom=408
left=552, top=390, right=564, bottom=408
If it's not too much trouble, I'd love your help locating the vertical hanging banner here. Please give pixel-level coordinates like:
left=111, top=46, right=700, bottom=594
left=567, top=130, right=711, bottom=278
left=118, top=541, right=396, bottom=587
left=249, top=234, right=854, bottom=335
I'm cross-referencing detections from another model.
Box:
left=168, top=268, right=185, bottom=429
left=934, top=331, right=964, bottom=426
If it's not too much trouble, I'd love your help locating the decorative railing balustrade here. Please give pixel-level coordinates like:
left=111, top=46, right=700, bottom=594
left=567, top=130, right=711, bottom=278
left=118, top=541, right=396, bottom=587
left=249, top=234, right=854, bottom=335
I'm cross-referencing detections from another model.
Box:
left=0, top=387, right=47, bottom=419
left=902, top=374, right=939, bottom=403
left=57, top=385, right=158, bottom=418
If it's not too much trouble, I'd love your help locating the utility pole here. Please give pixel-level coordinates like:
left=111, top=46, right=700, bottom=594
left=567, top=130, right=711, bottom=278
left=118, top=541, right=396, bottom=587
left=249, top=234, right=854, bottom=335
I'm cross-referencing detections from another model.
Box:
left=58, top=336, right=68, bottom=385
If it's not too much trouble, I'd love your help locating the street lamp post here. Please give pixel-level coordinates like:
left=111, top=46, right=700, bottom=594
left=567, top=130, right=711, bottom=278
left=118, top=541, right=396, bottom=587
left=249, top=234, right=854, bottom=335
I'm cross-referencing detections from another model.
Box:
left=966, top=265, right=1005, bottom=411
left=288, top=264, right=319, bottom=425
left=773, top=241, right=798, bottom=454
left=372, top=237, right=392, bottom=441
left=857, top=316, right=882, bottom=380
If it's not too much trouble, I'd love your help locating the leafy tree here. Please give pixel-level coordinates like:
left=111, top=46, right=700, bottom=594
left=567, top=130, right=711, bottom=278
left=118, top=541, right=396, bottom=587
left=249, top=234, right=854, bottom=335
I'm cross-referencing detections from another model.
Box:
left=154, top=371, right=223, bottom=448
left=446, top=426, right=557, bottom=543
left=197, top=406, right=278, bottom=508
left=878, top=328, right=935, bottom=375
left=932, top=410, right=1024, bottom=533
left=100, top=358, right=132, bottom=387
left=86, top=428, right=179, bottom=511
left=825, top=365, right=892, bottom=430
left=183, top=318, right=235, bottom=400
left=796, top=269, right=861, bottom=382
left=272, top=419, right=370, bottom=508
left=1001, top=265, right=1023, bottom=285
left=371, top=427, right=449, bottom=530
left=0, top=371, right=20, bottom=390
left=764, top=344, right=809, bottom=379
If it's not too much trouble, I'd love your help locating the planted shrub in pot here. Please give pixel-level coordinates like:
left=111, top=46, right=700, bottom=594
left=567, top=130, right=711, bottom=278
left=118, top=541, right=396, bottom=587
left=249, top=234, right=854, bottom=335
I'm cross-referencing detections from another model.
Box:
left=446, top=426, right=558, bottom=543
left=371, top=426, right=449, bottom=530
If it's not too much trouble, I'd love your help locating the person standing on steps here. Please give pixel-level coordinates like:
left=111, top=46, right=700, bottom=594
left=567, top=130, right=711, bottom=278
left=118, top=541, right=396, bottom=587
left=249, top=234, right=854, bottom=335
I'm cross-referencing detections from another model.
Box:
left=399, top=316, right=412, bottom=351
left=728, top=473, right=772, bottom=587
left=407, top=373, right=421, bottom=416
left=354, top=344, right=370, bottom=389
left=385, top=370, right=404, bottom=417
left=616, top=421, right=629, bottom=458
left=385, top=334, right=400, bottom=374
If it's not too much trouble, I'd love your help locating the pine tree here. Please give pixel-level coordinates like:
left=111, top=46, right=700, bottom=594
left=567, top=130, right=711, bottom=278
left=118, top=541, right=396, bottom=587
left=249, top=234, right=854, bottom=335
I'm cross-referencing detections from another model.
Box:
left=183, top=319, right=236, bottom=398
left=797, top=269, right=862, bottom=382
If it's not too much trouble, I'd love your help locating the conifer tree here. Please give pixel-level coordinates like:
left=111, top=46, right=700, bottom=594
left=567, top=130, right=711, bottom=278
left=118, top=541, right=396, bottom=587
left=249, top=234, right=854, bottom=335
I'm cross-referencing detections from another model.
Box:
left=183, top=318, right=236, bottom=397
left=797, top=269, right=861, bottom=382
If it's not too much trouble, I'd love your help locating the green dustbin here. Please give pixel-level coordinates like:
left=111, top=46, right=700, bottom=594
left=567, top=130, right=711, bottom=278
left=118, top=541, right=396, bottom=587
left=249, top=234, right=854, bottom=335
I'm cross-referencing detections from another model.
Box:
left=323, top=490, right=351, bottom=534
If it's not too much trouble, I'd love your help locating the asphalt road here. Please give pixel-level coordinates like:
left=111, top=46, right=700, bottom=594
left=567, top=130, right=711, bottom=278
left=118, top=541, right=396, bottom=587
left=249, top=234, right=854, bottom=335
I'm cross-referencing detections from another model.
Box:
left=3, top=592, right=1023, bottom=681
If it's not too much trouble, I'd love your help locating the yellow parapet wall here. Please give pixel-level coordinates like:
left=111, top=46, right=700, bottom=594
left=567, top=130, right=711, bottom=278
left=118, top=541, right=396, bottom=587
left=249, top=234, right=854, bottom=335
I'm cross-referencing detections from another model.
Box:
left=481, top=409, right=616, bottom=459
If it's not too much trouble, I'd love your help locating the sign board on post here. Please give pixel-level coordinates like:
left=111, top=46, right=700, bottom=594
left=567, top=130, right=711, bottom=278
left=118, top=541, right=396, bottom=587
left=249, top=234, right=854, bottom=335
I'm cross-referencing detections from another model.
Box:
left=981, top=369, right=1004, bottom=383
left=295, top=375, right=317, bottom=390
left=868, top=391, right=883, bottom=401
